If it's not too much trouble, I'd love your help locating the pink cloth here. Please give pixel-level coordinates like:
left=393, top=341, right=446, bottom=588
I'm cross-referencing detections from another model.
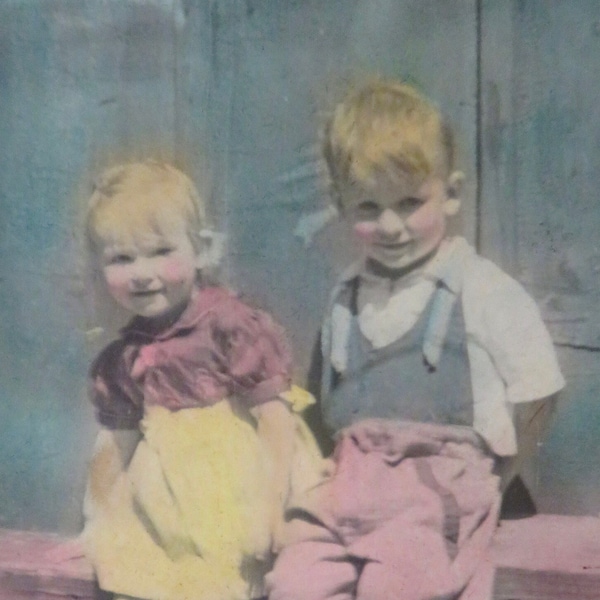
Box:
left=268, top=420, right=500, bottom=600
left=90, top=286, right=292, bottom=428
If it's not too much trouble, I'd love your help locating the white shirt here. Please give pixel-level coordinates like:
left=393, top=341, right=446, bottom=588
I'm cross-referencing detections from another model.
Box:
left=324, top=237, right=565, bottom=456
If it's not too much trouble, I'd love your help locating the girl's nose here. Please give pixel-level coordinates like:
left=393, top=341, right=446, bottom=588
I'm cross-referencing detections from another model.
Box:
left=131, top=276, right=153, bottom=290
left=130, top=259, right=155, bottom=288
left=377, top=208, right=406, bottom=237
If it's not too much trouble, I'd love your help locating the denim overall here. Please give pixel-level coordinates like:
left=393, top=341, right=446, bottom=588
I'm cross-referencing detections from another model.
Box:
left=322, top=276, right=473, bottom=433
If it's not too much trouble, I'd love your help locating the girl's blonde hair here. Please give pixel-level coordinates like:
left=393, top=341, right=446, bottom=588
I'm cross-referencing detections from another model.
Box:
left=323, top=79, right=454, bottom=207
left=85, top=161, right=206, bottom=253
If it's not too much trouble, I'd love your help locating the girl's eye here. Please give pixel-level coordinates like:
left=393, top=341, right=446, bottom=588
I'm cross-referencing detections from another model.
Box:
left=108, top=254, right=133, bottom=265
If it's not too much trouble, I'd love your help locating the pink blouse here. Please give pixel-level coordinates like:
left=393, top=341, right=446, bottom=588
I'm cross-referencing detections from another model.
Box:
left=89, top=286, right=292, bottom=429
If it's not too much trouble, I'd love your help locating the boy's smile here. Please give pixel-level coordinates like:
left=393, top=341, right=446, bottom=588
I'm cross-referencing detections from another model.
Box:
left=344, top=172, right=460, bottom=271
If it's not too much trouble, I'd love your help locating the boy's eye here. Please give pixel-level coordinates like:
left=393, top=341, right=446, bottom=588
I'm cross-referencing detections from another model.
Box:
left=153, top=246, right=174, bottom=257
left=396, top=196, right=425, bottom=213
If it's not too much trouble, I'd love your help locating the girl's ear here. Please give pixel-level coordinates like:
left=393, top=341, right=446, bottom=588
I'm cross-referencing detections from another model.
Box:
left=444, top=170, right=465, bottom=216
left=196, top=229, right=226, bottom=270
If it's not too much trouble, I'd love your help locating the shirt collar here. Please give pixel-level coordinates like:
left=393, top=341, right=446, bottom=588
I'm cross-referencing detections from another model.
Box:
left=338, top=237, right=471, bottom=296
left=421, top=237, right=471, bottom=295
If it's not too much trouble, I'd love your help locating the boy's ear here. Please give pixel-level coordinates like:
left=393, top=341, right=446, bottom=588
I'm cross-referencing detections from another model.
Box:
left=447, top=170, right=465, bottom=198
left=444, top=198, right=461, bottom=216
left=444, top=170, right=465, bottom=216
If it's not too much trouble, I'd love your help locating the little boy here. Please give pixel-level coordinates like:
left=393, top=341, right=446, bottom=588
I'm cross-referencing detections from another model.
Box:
left=268, top=80, right=564, bottom=600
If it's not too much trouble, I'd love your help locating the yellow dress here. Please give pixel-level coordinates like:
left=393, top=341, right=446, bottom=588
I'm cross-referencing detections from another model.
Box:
left=83, top=387, right=323, bottom=600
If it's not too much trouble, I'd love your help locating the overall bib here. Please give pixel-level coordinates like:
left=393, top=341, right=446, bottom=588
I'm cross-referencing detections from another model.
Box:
left=322, top=276, right=473, bottom=432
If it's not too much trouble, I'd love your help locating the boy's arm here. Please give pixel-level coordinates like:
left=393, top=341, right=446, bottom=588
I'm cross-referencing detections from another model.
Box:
left=467, top=259, right=564, bottom=485
left=479, top=270, right=565, bottom=405
left=304, top=330, right=336, bottom=456
left=497, top=395, right=557, bottom=492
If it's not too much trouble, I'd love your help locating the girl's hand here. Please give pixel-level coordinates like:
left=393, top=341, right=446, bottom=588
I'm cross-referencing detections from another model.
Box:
left=269, top=510, right=288, bottom=554
left=251, top=399, right=296, bottom=552
left=43, top=537, right=86, bottom=564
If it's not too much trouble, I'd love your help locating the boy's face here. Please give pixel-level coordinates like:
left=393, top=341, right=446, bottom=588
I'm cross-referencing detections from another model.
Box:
left=343, top=171, right=460, bottom=271
left=97, top=221, right=201, bottom=320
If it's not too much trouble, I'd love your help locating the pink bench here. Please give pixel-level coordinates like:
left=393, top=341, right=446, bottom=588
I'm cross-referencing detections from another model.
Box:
left=1, top=515, right=600, bottom=599
left=0, top=529, right=93, bottom=600
left=492, top=515, right=600, bottom=599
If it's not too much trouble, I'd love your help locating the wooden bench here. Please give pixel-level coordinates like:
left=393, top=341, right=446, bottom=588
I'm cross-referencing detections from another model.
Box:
left=0, top=529, right=94, bottom=600
left=1, top=515, right=600, bottom=599
left=492, top=515, right=600, bottom=599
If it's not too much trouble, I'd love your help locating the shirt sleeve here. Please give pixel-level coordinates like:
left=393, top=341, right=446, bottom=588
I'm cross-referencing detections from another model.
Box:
left=472, top=262, right=565, bottom=404
left=89, top=340, right=144, bottom=429
left=212, top=296, right=293, bottom=407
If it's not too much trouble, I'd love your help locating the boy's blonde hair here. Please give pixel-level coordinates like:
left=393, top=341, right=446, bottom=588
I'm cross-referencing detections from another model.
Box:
left=323, top=79, right=454, bottom=207
left=85, top=161, right=206, bottom=252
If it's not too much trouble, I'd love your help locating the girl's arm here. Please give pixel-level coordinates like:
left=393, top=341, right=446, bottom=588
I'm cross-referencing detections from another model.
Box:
left=251, top=398, right=296, bottom=551
left=46, top=428, right=142, bottom=564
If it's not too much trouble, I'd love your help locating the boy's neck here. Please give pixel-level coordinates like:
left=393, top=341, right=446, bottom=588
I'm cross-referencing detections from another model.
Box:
left=364, top=246, right=438, bottom=282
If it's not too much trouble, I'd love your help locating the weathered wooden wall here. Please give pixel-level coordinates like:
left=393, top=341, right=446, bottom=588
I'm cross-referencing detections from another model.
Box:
left=0, top=0, right=185, bottom=533
left=480, top=0, right=600, bottom=513
left=0, top=0, right=596, bottom=533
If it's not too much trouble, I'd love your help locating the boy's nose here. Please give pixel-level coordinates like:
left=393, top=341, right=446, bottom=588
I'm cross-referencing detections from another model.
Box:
left=378, top=208, right=406, bottom=237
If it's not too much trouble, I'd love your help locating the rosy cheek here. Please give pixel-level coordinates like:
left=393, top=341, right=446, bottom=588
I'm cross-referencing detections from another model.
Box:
left=162, top=258, right=190, bottom=282
left=103, top=266, right=128, bottom=290
left=353, top=221, right=378, bottom=242
left=408, top=206, right=444, bottom=236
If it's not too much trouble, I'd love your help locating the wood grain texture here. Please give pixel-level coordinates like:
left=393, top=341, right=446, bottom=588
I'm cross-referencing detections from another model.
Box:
left=4, top=516, right=600, bottom=599
left=479, top=0, right=600, bottom=516
left=0, top=529, right=93, bottom=598
left=217, top=0, right=478, bottom=379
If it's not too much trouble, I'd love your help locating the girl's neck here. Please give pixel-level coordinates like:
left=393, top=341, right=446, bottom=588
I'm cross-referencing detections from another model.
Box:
left=132, top=289, right=197, bottom=335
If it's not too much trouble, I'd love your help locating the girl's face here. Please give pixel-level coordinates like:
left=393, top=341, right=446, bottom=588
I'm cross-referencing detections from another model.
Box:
left=343, top=172, right=460, bottom=270
left=97, top=222, right=200, bottom=321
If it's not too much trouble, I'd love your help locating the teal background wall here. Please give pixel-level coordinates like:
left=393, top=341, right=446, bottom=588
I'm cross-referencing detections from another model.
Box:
left=0, top=0, right=598, bottom=533
left=479, top=1, right=600, bottom=514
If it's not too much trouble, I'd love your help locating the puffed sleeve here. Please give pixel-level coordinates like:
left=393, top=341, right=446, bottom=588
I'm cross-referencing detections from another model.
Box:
left=89, top=339, right=144, bottom=429
left=211, top=295, right=293, bottom=407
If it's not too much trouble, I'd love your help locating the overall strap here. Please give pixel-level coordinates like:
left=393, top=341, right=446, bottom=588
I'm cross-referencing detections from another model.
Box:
left=320, top=276, right=359, bottom=401
left=422, top=281, right=461, bottom=372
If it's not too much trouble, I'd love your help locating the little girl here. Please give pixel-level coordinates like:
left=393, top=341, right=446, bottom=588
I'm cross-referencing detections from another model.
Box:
left=81, top=161, right=322, bottom=600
